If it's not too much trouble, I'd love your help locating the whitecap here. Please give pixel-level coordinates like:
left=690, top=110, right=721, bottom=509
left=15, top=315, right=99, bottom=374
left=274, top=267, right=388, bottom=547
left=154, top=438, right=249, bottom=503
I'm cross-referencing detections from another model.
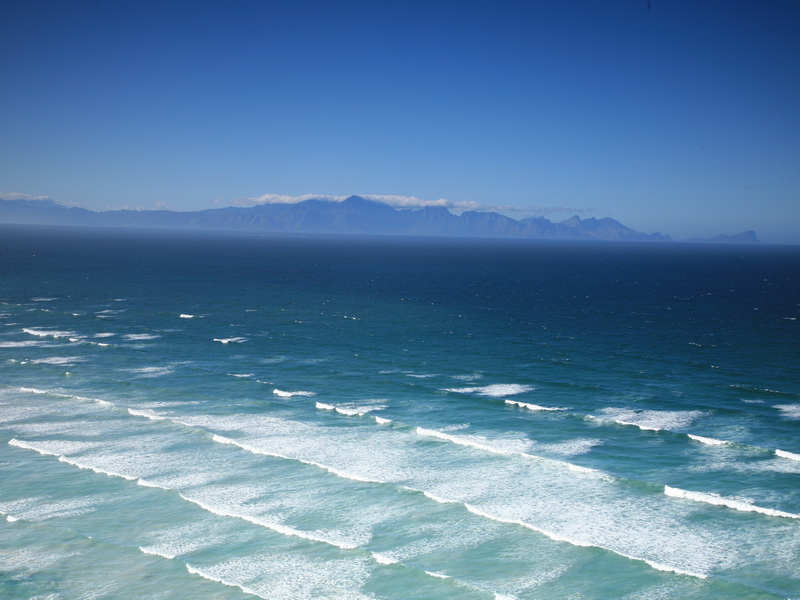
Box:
left=665, top=486, right=800, bottom=519
left=776, top=449, right=800, bottom=462
left=592, top=408, right=705, bottom=432
left=273, top=389, right=316, bottom=398
left=22, top=328, right=79, bottom=340
left=538, top=438, right=603, bottom=456
left=416, top=427, right=534, bottom=456
left=315, top=401, right=385, bottom=416
left=122, top=333, right=161, bottom=341
left=774, top=404, right=800, bottom=420
left=371, top=552, right=398, bottom=565
left=0, top=340, right=51, bottom=348
left=214, top=337, right=247, bottom=344
left=124, top=366, right=175, bottom=378
left=443, top=384, right=534, bottom=397
left=687, top=434, right=731, bottom=446
left=179, top=314, right=195, bottom=318
left=30, top=356, right=86, bottom=366
left=127, top=408, right=168, bottom=421
left=505, top=399, right=566, bottom=411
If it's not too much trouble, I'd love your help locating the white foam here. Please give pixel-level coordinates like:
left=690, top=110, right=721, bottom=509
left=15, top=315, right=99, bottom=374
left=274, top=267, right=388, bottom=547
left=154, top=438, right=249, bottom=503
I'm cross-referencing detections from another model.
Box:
left=122, top=333, right=161, bottom=341
left=9, top=438, right=101, bottom=456
left=416, top=427, right=533, bottom=456
left=229, top=373, right=254, bottom=378
left=57, top=455, right=138, bottom=481
left=187, top=554, right=375, bottom=600
left=178, top=492, right=360, bottom=550
left=566, top=463, right=608, bottom=478
left=125, top=366, right=174, bottom=377
left=687, top=434, right=730, bottom=446
left=139, top=546, right=175, bottom=559
left=776, top=449, right=800, bottom=462
left=8, top=439, right=138, bottom=481
left=315, top=402, right=385, bottom=416
left=418, top=489, right=457, bottom=504
left=30, top=356, right=86, bottom=365
left=424, top=570, right=451, bottom=579
left=0, top=340, right=52, bottom=348
left=274, top=389, right=316, bottom=397
left=9, top=438, right=61, bottom=456
left=128, top=408, right=168, bottom=421
left=464, top=502, right=709, bottom=579
left=179, top=314, right=195, bottom=318
left=774, top=404, right=800, bottom=420
left=463, top=504, right=591, bottom=547
left=22, top=327, right=79, bottom=340
left=619, top=553, right=708, bottom=579
left=505, top=399, right=565, bottom=411
left=15, top=387, right=113, bottom=407
left=186, top=564, right=265, bottom=599
left=214, top=337, right=247, bottom=344
left=371, top=552, right=398, bottom=565
left=94, top=332, right=116, bottom=338
left=17, top=386, right=51, bottom=395
left=443, top=384, right=534, bottom=397
left=210, top=434, right=382, bottom=484
left=374, top=416, right=392, bottom=425
left=592, top=408, right=704, bottom=432
left=539, top=439, right=603, bottom=457
left=31, top=297, right=58, bottom=302
left=664, top=486, right=800, bottom=519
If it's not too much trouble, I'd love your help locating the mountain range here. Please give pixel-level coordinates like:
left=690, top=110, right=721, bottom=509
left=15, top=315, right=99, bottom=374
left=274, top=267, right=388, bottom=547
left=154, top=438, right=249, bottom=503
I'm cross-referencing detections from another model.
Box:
left=0, top=195, right=759, bottom=243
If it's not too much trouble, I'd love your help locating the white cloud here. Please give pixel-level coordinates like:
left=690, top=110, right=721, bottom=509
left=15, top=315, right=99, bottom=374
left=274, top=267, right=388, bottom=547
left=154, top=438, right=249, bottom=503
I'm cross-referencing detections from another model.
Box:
left=0, top=191, right=55, bottom=202
left=232, top=193, right=585, bottom=218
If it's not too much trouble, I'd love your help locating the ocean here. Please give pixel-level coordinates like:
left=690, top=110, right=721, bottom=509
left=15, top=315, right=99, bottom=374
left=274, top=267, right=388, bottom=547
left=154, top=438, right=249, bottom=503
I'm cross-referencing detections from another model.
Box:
left=1, top=223, right=799, bottom=600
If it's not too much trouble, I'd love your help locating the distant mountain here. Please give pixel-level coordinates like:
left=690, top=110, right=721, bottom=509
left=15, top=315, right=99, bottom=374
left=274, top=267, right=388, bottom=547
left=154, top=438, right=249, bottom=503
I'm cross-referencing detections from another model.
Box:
left=0, top=195, right=757, bottom=243
left=685, top=230, right=761, bottom=244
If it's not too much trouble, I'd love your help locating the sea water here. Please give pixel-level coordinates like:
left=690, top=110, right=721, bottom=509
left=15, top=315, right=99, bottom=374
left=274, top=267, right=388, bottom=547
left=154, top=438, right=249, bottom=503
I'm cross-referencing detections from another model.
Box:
left=1, top=224, right=798, bottom=600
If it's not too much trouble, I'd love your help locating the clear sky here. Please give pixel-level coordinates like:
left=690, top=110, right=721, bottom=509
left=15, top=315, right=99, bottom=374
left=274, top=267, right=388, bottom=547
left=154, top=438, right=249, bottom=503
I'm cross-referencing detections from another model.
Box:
left=1, top=0, right=799, bottom=243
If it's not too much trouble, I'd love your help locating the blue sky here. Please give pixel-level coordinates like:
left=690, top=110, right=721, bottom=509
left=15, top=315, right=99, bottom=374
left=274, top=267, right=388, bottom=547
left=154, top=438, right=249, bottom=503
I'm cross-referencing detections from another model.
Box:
left=1, top=0, right=798, bottom=242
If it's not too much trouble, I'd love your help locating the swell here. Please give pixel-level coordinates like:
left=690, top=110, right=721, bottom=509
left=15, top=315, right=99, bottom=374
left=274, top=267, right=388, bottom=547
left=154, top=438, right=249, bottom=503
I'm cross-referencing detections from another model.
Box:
left=498, top=390, right=798, bottom=461
left=8, top=386, right=798, bottom=589
left=664, top=486, right=800, bottom=519
left=313, top=400, right=800, bottom=533
left=5, top=437, right=500, bottom=598
left=104, top=408, right=718, bottom=579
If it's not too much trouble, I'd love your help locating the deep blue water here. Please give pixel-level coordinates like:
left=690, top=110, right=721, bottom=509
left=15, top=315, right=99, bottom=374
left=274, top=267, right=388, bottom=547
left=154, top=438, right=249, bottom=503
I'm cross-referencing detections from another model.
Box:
left=1, top=224, right=799, bottom=599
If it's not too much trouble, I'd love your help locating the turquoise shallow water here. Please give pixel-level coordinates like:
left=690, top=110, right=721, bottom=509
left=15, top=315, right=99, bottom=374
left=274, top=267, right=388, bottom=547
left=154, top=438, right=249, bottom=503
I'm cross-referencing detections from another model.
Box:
left=1, top=224, right=799, bottom=599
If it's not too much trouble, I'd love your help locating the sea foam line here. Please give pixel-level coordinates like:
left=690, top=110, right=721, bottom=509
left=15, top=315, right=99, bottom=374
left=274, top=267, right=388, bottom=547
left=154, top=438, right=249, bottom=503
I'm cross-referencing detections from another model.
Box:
left=177, top=493, right=360, bottom=550
left=210, top=434, right=382, bottom=484
left=9, top=439, right=137, bottom=481
left=7, top=438, right=481, bottom=593
left=185, top=564, right=266, bottom=599
left=462, top=504, right=707, bottom=579
left=6, top=412, right=717, bottom=582
left=16, top=387, right=113, bottom=406
left=9, top=438, right=363, bottom=552
left=107, top=404, right=718, bottom=581
left=664, top=486, right=800, bottom=519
